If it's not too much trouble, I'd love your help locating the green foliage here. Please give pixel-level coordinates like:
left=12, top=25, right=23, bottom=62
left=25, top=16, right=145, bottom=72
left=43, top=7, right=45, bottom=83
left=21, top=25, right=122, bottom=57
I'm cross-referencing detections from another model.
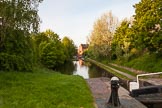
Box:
left=133, top=0, right=162, bottom=53
left=114, top=45, right=123, bottom=61
left=44, top=29, right=60, bottom=41
left=110, top=0, right=162, bottom=72
left=32, top=33, right=49, bottom=47
left=0, top=68, right=95, bottom=108
left=107, top=64, right=137, bottom=76
left=87, top=45, right=99, bottom=59
left=0, top=29, right=34, bottom=71
left=124, top=53, right=162, bottom=72
left=113, top=20, right=130, bottom=47
left=0, top=0, right=43, bottom=33
left=62, top=36, right=76, bottom=60
left=31, top=32, right=49, bottom=62
left=0, top=0, right=43, bottom=71
left=32, top=29, right=67, bottom=69
left=0, top=53, right=32, bottom=71
left=88, top=59, right=129, bottom=80
left=112, top=19, right=134, bottom=61
left=40, top=41, right=66, bottom=69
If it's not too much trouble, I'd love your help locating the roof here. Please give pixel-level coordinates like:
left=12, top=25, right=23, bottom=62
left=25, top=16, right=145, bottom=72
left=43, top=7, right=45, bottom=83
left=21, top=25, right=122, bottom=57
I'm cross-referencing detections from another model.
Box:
left=80, top=44, right=89, bottom=49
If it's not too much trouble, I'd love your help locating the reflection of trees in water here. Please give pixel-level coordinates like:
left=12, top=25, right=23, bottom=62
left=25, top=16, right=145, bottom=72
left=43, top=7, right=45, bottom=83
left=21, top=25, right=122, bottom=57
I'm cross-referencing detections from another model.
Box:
left=56, top=61, right=77, bottom=75
left=88, top=63, right=129, bottom=89
left=73, top=61, right=78, bottom=74
left=83, top=61, right=91, bottom=67
left=88, top=63, right=114, bottom=78
left=88, top=64, right=102, bottom=78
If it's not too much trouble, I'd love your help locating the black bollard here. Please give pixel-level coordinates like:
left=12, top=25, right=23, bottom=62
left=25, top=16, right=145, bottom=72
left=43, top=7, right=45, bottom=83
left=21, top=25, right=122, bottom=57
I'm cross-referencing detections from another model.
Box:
left=107, top=77, right=121, bottom=108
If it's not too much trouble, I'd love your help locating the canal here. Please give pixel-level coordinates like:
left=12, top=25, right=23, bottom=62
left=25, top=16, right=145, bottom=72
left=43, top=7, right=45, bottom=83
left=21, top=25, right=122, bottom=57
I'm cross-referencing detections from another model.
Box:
left=57, top=59, right=152, bottom=90
left=58, top=59, right=114, bottom=79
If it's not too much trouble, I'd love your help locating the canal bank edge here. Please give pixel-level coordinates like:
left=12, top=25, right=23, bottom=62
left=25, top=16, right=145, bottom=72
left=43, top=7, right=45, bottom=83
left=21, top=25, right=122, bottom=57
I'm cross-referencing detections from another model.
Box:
left=87, top=58, right=162, bottom=86
left=87, top=58, right=136, bottom=80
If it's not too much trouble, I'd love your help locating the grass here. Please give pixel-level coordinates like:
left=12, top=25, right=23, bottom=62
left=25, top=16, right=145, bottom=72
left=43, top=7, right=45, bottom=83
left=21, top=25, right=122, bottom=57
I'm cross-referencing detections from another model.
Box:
left=87, top=58, right=130, bottom=80
left=100, top=64, right=130, bottom=80
left=0, top=67, right=95, bottom=108
left=124, top=53, right=162, bottom=72
left=107, top=64, right=137, bottom=76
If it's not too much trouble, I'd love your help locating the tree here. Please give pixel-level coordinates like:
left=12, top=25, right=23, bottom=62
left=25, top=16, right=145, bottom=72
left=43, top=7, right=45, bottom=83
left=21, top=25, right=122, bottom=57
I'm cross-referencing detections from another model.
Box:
left=62, top=36, right=76, bottom=60
left=88, top=11, right=119, bottom=59
left=133, top=0, right=162, bottom=53
left=44, top=29, right=60, bottom=41
left=112, top=19, right=133, bottom=60
left=0, top=0, right=43, bottom=71
left=0, top=0, right=43, bottom=32
left=31, top=32, right=49, bottom=62
left=33, top=30, right=66, bottom=69
left=40, top=41, right=66, bottom=69
left=0, top=30, right=34, bottom=71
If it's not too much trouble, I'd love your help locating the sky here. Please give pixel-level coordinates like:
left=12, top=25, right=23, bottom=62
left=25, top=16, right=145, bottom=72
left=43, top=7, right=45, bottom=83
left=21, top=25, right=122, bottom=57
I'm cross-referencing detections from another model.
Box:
left=38, top=0, right=140, bottom=46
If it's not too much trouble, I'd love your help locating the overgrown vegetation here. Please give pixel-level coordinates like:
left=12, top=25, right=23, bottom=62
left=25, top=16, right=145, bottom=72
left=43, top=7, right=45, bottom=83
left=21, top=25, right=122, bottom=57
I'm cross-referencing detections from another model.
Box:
left=88, top=59, right=130, bottom=80
left=107, top=64, right=137, bottom=76
left=87, top=0, right=162, bottom=72
left=0, top=1, right=76, bottom=71
left=32, top=30, right=67, bottom=69
left=123, top=53, right=162, bottom=72
left=0, top=0, right=43, bottom=71
left=0, top=68, right=95, bottom=108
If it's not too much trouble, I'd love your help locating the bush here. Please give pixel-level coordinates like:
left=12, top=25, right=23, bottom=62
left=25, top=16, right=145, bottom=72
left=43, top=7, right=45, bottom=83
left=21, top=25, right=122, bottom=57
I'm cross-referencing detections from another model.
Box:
left=40, top=41, right=66, bottom=69
left=124, top=53, right=162, bottom=72
left=0, top=29, right=34, bottom=72
left=0, top=53, right=33, bottom=71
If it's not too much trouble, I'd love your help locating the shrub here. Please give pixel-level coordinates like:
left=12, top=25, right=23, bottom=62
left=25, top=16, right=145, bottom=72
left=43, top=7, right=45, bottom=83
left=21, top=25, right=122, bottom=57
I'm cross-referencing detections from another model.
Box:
left=0, top=53, right=33, bottom=71
left=40, top=41, right=66, bottom=69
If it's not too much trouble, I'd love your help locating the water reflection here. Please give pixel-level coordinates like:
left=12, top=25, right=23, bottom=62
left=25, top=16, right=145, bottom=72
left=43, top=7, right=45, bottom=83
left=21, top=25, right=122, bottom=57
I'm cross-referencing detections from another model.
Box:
left=58, top=60, right=128, bottom=89
left=88, top=64, right=102, bottom=78
left=57, top=61, right=76, bottom=75
left=58, top=59, right=114, bottom=79
left=78, top=59, right=83, bottom=66
left=73, top=60, right=89, bottom=79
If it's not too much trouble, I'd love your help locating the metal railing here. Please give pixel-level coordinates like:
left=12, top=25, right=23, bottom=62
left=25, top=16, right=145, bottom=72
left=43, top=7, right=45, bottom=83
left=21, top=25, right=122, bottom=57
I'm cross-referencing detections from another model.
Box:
left=137, top=72, right=162, bottom=85
left=129, top=72, right=162, bottom=92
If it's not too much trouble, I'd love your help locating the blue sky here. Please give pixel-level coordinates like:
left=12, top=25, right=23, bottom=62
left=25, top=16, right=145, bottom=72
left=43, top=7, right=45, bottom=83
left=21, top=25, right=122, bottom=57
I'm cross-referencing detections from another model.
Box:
left=38, top=0, right=140, bottom=46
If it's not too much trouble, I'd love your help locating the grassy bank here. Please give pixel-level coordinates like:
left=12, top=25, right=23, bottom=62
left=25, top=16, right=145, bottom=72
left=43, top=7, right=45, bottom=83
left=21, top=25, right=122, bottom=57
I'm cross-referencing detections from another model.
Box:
left=122, top=53, right=162, bottom=72
left=107, top=64, right=137, bottom=76
left=0, top=68, right=95, bottom=108
left=87, top=59, right=130, bottom=80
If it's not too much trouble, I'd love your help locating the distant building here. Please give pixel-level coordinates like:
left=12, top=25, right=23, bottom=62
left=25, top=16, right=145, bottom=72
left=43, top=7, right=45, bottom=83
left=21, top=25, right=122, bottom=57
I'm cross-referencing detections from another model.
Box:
left=78, top=44, right=89, bottom=57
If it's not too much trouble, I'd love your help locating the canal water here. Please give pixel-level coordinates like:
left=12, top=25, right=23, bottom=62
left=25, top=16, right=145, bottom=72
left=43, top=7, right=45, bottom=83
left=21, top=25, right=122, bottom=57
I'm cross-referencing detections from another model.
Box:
left=58, top=59, right=114, bottom=79
left=57, top=59, right=151, bottom=90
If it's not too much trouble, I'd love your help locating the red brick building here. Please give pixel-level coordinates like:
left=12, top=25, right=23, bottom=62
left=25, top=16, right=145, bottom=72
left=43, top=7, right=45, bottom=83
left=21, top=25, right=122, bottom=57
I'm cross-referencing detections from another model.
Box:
left=78, top=44, right=89, bottom=57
